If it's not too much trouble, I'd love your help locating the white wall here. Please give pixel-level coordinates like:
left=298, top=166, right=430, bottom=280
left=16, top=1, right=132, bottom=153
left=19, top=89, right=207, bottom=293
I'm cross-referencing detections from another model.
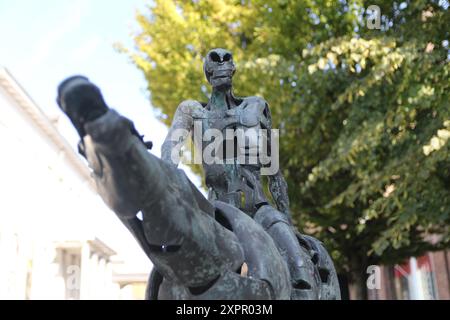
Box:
left=0, top=83, right=150, bottom=299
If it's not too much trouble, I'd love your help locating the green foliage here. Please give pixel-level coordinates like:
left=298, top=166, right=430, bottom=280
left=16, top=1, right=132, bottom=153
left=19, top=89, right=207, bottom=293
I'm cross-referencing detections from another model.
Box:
left=126, top=0, right=450, bottom=274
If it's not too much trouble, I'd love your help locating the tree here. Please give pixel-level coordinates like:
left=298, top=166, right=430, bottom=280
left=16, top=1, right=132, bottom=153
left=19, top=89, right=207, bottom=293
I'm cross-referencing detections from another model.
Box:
left=124, top=0, right=450, bottom=299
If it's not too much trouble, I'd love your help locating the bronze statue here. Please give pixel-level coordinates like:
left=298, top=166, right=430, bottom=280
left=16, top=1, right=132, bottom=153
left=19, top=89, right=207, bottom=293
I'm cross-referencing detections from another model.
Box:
left=57, top=49, right=340, bottom=300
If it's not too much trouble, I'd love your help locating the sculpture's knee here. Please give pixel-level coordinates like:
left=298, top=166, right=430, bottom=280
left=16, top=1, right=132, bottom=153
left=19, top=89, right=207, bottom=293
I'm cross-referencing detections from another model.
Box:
left=254, top=205, right=290, bottom=230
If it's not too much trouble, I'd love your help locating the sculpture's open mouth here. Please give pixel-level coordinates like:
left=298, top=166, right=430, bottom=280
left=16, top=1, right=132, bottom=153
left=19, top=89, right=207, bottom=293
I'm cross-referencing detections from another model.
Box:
left=213, top=75, right=230, bottom=80
left=212, top=69, right=234, bottom=81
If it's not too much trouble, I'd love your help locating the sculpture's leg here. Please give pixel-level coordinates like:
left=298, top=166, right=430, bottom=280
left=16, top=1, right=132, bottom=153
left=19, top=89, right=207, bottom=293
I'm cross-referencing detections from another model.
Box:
left=254, top=205, right=320, bottom=299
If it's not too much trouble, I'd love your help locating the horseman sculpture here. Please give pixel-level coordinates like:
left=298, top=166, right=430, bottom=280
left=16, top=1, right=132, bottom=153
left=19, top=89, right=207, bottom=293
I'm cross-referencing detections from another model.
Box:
left=56, top=49, right=340, bottom=300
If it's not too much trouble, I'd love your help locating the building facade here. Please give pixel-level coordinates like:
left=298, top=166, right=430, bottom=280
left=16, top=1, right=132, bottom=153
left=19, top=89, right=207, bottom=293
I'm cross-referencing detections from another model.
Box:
left=369, top=251, right=450, bottom=300
left=0, top=67, right=149, bottom=300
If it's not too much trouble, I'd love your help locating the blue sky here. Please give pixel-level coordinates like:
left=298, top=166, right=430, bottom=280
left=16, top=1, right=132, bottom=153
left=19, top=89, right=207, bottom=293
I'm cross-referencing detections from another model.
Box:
left=0, top=0, right=201, bottom=185
left=0, top=0, right=148, bottom=112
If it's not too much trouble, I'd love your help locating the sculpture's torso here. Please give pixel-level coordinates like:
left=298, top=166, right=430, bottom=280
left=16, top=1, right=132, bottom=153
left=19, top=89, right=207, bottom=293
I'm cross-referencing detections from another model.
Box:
left=190, top=95, right=271, bottom=215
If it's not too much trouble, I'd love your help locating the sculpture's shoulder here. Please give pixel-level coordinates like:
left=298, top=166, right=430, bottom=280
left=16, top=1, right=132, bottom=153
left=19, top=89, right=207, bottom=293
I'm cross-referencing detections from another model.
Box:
left=240, top=96, right=272, bottom=128
left=167, top=100, right=205, bottom=130
left=242, top=96, right=269, bottom=110
left=177, top=100, right=204, bottom=116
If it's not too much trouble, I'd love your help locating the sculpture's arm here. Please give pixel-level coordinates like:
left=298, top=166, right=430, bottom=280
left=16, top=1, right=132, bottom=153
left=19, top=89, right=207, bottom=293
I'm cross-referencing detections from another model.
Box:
left=269, top=169, right=291, bottom=219
left=260, top=101, right=292, bottom=220
left=161, top=100, right=201, bottom=166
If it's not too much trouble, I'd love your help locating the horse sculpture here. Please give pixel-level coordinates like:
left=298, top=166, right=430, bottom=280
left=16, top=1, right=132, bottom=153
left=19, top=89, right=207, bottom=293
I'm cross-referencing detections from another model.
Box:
left=56, top=49, right=340, bottom=300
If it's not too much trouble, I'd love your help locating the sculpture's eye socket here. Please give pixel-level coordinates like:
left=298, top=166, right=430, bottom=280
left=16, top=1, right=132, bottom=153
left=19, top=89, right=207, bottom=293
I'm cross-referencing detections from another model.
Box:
left=210, top=52, right=221, bottom=62
left=223, top=53, right=232, bottom=62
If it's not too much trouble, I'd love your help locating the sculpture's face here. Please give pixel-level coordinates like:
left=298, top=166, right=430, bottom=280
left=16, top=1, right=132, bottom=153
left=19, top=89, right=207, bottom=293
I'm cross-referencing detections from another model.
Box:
left=204, top=48, right=236, bottom=89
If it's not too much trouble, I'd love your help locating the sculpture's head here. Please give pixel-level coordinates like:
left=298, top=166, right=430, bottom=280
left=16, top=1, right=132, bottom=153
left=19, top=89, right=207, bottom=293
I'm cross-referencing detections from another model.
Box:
left=204, top=48, right=236, bottom=90
left=56, top=75, right=108, bottom=138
